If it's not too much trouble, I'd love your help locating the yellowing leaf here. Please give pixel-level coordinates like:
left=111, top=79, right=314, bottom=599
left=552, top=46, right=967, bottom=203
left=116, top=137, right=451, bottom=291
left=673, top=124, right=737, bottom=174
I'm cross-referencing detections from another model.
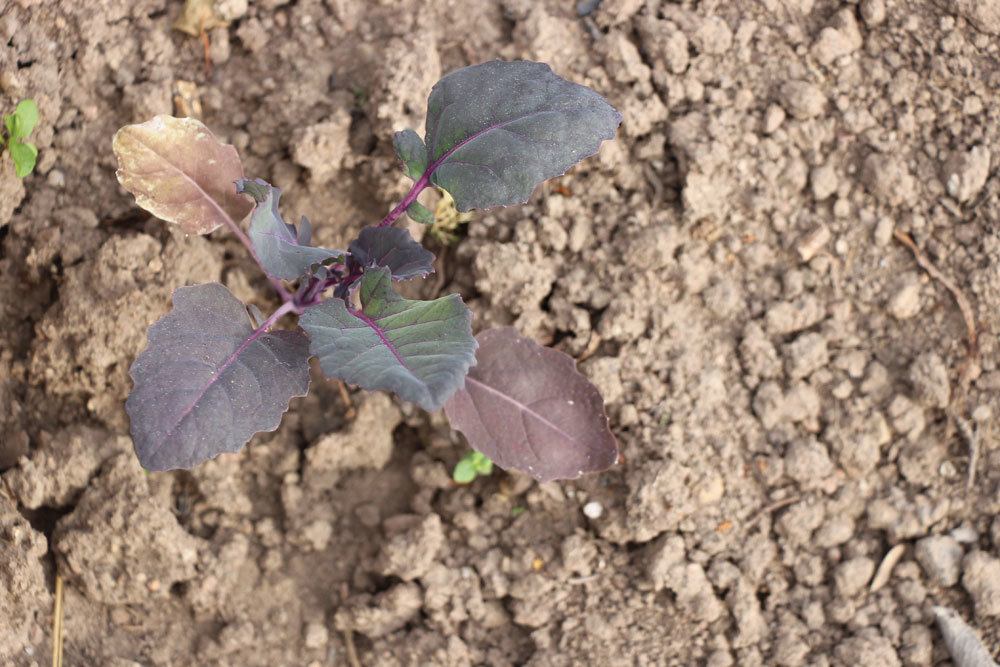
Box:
left=112, top=116, right=250, bottom=235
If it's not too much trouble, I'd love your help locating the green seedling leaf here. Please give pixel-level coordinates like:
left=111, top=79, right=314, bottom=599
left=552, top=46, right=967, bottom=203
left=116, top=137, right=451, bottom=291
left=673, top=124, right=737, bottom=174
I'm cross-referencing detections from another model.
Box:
left=393, top=129, right=427, bottom=180
left=406, top=201, right=435, bottom=225
left=237, top=178, right=342, bottom=280
left=112, top=115, right=250, bottom=235
left=126, top=283, right=311, bottom=471
left=6, top=99, right=39, bottom=139
left=453, top=458, right=477, bottom=483
left=8, top=140, right=37, bottom=178
left=453, top=450, right=493, bottom=484
left=415, top=60, right=622, bottom=212
left=445, top=327, right=619, bottom=482
left=347, top=226, right=435, bottom=281
left=300, top=267, right=476, bottom=411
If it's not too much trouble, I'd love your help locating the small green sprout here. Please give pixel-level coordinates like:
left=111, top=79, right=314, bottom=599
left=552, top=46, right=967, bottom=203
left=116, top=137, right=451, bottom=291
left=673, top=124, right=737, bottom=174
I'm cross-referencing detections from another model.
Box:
left=2, top=99, right=39, bottom=178
left=453, top=450, right=493, bottom=484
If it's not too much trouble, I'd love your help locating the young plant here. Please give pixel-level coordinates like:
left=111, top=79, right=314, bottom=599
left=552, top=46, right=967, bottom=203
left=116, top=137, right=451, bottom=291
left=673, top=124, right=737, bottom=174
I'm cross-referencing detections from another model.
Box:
left=2, top=99, right=39, bottom=178
left=112, top=60, right=621, bottom=482
left=453, top=451, right=493, bottom=484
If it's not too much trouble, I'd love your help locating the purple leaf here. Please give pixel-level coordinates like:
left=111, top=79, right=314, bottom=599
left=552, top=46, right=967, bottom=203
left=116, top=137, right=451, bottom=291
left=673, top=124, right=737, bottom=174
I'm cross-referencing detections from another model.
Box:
left=299, top=267, right=476, bottom=411
left=444, top=327, right=618, bottom=482
left=348, top=227, right=435, bottom=281
left=237, top=178, right=342, bottom=280
left=126, top=283, right=310, bottom=471
left=418, top=60, right=622, bottom=211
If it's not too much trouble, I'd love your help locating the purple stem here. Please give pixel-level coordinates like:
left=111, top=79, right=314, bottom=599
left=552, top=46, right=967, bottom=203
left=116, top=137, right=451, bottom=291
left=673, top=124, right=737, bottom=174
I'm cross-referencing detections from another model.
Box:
left=377, top=171, right=430, bottom=228
left=377, top=114, right=535, bottom=229
left=225, top=219, right=294, bottom=305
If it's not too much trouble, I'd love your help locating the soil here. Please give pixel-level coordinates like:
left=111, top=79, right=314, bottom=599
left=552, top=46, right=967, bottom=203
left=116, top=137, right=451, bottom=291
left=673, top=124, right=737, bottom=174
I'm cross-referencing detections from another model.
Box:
left=2, top=0, right=1000, bottom=665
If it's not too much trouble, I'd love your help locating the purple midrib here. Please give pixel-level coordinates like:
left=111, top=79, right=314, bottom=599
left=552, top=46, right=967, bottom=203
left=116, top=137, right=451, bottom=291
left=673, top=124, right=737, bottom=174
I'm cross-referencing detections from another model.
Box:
left=354, top=310, right=411, bottom=371
left=152, top=326, right=269, bottom=452
left=427, top=109, right=552, bottom=172
left=463, top=376, right=578, bottom=445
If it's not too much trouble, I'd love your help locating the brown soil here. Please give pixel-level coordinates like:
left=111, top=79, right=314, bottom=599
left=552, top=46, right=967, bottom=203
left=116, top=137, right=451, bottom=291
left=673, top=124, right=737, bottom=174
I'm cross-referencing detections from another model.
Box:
left=3, top=0, right=1000, bottom=665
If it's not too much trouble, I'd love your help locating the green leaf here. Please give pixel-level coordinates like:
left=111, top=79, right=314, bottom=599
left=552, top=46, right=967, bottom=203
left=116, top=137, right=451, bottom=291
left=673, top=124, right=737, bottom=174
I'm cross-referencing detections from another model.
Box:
left=406, top=201, right=435, bottom=225
left=452, top=458, right=477, bottom=484
left=419, top=60, right=621, bottom=212
left=9, top=99, right=39, bottom=139
left=473, top=452, right=493, bottom=475
left=393, top=129, right=427, bottom=180
left=9, top=140, right=37, bottom=178
left=299, top=267, right=477, bottom=411
left=453, top=451, right=493, bottom=483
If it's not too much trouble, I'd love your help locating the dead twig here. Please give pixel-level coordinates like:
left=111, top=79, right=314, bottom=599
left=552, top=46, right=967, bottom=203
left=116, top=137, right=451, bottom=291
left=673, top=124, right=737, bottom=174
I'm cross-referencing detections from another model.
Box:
left=52, top=574, right=64, bottom=667
left=955, top=416, right=980, bottom=493
left=198, top=24, right=213, bottom=78
left=746, top=495, right=801, bottom=529
left=343, top=629, right=362, bottom=667
left=577, top=332, right=603, bottom=363
left=893, top=230, right=979, bottom=392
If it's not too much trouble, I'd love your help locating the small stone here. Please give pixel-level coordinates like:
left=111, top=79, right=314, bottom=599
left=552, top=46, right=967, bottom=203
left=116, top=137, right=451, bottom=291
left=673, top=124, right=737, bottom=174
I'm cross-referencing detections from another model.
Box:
left=692, top=15, right=733, bottom=55
left=834, top=557, right=876, bottom=597
left=763, top=104, right=786, bottom=134
left=376, top=514, right=445, bottom=581
left=301, top=520, right=333, bottom=551
left=874, top=217, right=894, bottom=246
left=47, top=169, right=65, bottom=188
left=645, top=534, right=686, bottom=590
left=915, top=535, right=963, bottom=587
left=662, top=26, right=690, bottom=74
left=303, top=622, right=329, bottom=649
left=334, top=583, right=423, bottom=638
left=950, top=525, right=979, bottom=545
left=962, top=551, right=1000, bottom=617
left=811, top=9, right=862, bottom=65
left=797, top=225, right=831, bottom=261
left=696, top=473, right=725, bottom=506
left=216, top=0, right=249, bottom=21
left=863, top=153, right=916, bottom=206
left=888, top=280, right=921, bottom=320
left=909, top=352, right=950, bottom=409
left=860, top=0, right=887, bottom=26
left=784, top=332, right=829, bottom=379
left=290, top=110, right=353, bottom=183
left=583, top=501, right=604, bottom=519
left=942, top=146, right=991, bottom=202
left=949, top=0, right=1000, bottom=35
left=810, top=165, right=838, bottom=201
left=834, top=632, right=901, bottom=666
left=780, top=81, right=826, bottom=120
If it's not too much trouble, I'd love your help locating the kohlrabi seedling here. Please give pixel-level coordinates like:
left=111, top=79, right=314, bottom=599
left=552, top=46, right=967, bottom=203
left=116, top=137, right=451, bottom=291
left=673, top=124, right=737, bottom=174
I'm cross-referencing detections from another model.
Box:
left=453, top=451, right=494, bottom=484
left=2, top=99, right=39, bottom=178
left=112, top=60, right=621, bottom=482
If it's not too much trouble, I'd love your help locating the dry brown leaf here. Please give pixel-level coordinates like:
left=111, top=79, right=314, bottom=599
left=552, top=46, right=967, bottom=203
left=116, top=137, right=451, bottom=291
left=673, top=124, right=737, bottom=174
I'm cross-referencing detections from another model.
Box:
left=173, top=0, right=228, bottom=36
left=112, top=115, right=250, bottom=235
